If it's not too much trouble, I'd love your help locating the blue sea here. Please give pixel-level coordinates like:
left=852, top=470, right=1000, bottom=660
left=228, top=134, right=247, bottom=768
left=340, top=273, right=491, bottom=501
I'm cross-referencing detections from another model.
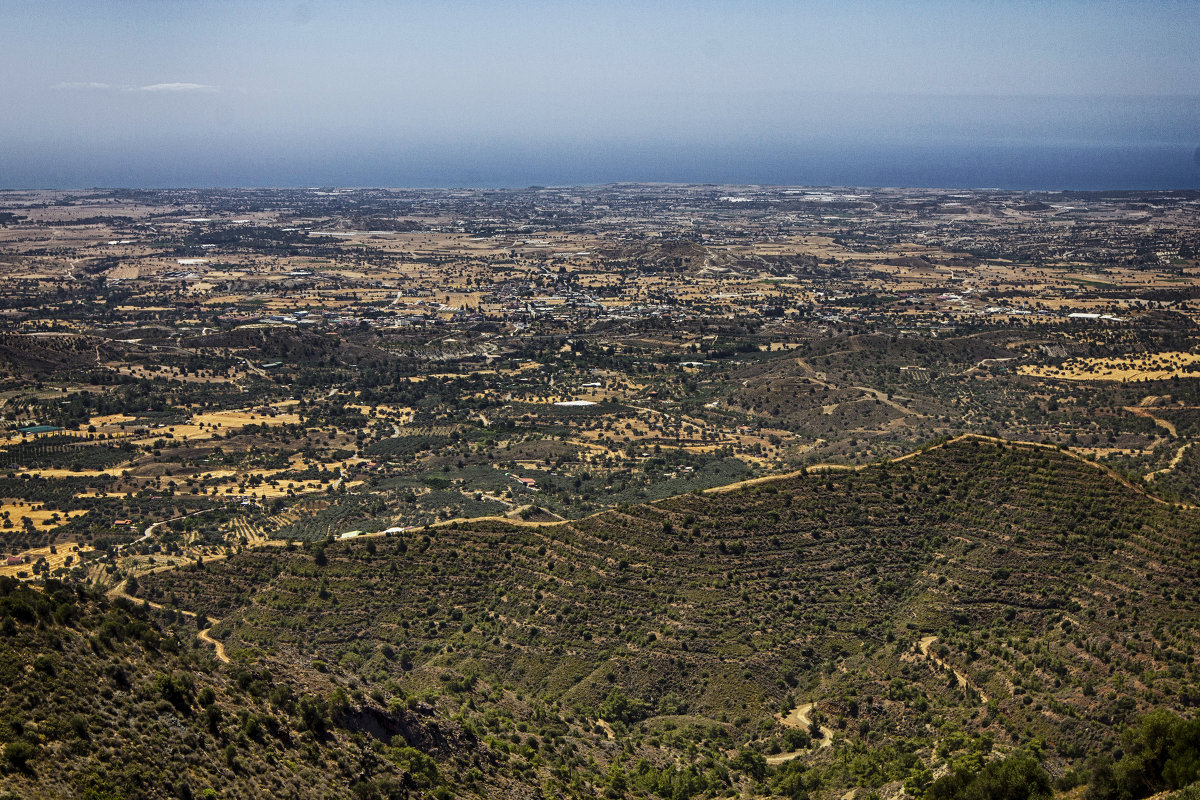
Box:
left=4, top=91, right=1197, bottom=191
left=4, top=140, right=1199, bottom=191
left=340, top=140, right=1200, bottom=192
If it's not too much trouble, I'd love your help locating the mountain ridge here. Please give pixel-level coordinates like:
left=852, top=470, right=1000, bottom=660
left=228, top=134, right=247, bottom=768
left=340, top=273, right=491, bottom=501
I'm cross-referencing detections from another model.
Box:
left=120, top=436, right=1200, bottom=798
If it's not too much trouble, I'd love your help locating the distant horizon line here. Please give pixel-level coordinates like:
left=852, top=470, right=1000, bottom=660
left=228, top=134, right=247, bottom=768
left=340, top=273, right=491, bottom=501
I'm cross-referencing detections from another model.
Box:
left=5, top=182, right=1199, bottom=194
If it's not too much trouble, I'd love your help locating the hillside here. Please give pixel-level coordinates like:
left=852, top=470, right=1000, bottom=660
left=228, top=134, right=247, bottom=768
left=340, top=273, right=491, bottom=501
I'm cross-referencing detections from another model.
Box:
left=0, top=579, right=535, bottom=800
left=0, top=333, right=117, bottom=377
left=124, top=437, right=1200, bottom=799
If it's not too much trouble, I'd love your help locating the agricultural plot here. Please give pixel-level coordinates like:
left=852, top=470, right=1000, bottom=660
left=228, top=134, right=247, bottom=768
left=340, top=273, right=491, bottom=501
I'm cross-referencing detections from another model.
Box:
left=1019, top=351, right=1200, bottom=382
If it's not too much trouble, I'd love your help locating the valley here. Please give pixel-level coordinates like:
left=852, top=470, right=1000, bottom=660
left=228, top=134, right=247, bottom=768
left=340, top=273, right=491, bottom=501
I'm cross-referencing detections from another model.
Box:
left=0, top=185, right=1199, bottom=799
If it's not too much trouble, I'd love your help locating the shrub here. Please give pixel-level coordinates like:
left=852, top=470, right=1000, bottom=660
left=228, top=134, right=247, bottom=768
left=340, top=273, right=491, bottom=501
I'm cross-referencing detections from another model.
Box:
left=3, top=740, right=36, bottom=772
left=927, top=752, right=1051, bottom=800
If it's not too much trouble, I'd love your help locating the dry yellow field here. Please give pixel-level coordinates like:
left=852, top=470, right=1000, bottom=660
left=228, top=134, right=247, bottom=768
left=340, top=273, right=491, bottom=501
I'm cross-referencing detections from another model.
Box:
left=16, top=467, right=128, bottom=478
left=0, top=542, right=93, bottom=578
left=113, top=365, right=234, bottom=383
left=182, top=454, right=364, bottom=499
left=89, top=413, right=137, bottom=427
left=126, top=408, right=302, bottom=443
left=193, top=409, right=302, bottom=428
left=0, top=500, right=88, bottom=530
left=1019, top=351, right=1200, bottom=382
left=348, top=404, right=415, bottom=422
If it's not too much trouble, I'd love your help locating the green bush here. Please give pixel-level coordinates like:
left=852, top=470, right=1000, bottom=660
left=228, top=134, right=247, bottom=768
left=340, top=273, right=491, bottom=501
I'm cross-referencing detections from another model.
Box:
left=1088, top=711, right=1200, bottom=800
left=3, top=740, right=37, bottom=772
left=926, top=752, right=1050, bottom=800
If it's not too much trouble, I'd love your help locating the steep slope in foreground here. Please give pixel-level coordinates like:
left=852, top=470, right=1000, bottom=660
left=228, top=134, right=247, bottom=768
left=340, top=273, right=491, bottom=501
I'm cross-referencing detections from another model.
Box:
left=136, top=440, right=1200, bottom=796
left=0, top=580, right=528, bottom=800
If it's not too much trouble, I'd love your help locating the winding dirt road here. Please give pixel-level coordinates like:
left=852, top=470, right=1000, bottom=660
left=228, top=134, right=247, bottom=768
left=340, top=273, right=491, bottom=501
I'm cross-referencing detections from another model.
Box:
left=765, top=702, right=834, bottom=764
left=124, top=508, right=213, bottom=550
left=107, top=580, right=229, bottom=663
left=1146, top=442, right=1192, bottom=482
left=1126, top=404, right=1177, bottom=437
left=197, top=627, right=230, bottom=663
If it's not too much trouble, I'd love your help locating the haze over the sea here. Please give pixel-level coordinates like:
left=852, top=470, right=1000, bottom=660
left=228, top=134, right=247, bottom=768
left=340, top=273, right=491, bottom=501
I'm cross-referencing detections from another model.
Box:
left=2, top=1, right=1198, bottom=190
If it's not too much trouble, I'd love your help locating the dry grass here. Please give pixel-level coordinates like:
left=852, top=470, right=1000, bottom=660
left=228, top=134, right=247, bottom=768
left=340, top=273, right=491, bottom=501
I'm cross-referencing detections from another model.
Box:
left=127, top=408, right=302, bottom=443
left=89, top=413, right=137, bottom=427
left=1019, top=351, right=1200, bottom=382
left=0, top=500, right=89, bottom=531
left=112, top=364, right=234, bottom=383
left=0, top=542, right=93, bottom=578
left=15, top=467, right=128, bottom=478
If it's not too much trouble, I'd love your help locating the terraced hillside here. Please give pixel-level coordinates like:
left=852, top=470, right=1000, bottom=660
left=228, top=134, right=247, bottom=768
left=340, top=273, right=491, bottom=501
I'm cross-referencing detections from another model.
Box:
left=131, top=438, right=1200, bottom=798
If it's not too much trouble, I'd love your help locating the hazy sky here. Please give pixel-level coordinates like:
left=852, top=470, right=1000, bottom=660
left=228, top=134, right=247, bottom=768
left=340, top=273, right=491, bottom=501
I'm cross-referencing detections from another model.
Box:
left=2, top=0, right=1198, bottom=188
